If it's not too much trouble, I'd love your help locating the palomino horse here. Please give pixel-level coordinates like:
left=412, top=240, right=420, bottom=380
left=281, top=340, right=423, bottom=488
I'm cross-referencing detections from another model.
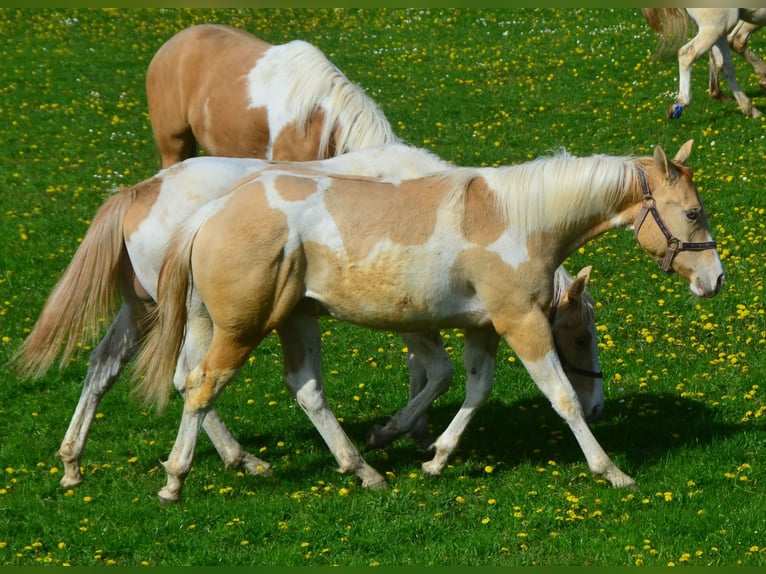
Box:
left=12, top=144, right=604, bottom=488
left=137, top=140, right=723, bottom=501
left=642, top=8, right=766, bottom=118
left=146, top=24, right=398, bottom=167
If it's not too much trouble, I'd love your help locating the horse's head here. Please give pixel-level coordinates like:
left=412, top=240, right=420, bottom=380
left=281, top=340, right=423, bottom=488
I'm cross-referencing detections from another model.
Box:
left=633, top=140, right=724, bottom=297
left=551, top=265, right=604, bottom=423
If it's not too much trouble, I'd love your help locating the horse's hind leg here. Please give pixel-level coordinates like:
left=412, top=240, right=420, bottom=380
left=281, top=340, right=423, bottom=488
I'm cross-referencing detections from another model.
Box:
left=173, top=313, right=271, bottom=477
left=278, top=307, right=386, bottom=489
left=366, top=331, right=452, bottom=451
left=159, top=331, right=255, bottom=503
left=422, top=327, right=499, bottom=476
left=713, top=36, right=762, bottom=117
left=729, top=20, right=766, bottom=90
left=57, top=303, right=142, bottom=487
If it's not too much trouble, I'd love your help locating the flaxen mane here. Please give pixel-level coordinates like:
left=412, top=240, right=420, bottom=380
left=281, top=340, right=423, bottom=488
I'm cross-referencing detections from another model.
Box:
left=266, top=40, right=399, bottom=156
left=473, top=152, right=637, bottom=234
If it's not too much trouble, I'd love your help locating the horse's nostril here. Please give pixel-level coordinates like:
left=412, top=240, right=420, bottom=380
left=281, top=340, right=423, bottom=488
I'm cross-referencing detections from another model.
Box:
left=716, top=273, right=725, bottom=292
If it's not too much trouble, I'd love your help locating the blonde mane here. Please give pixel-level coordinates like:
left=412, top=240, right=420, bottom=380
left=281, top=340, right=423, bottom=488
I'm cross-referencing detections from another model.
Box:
left=269, top=40, right=399, bottom=156
left=466, top=151, right=639, bottom=234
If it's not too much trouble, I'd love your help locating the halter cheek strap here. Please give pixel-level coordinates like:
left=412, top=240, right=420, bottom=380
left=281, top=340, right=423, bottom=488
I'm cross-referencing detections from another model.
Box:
left=632, top=169, right=717, bottom=273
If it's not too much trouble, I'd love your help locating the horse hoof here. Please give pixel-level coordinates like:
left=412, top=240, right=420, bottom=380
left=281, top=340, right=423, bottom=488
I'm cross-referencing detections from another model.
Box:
left=59, top=474, right=84, bottom=489
left=365, top=425, right=392, bottom=451
left=666, top=103, right=683, bottom=120
left=157, top=489, right=180, bottom=504
left=421, top=460, right=442, bottom=476
left=239, top=454, right=272, bottom=477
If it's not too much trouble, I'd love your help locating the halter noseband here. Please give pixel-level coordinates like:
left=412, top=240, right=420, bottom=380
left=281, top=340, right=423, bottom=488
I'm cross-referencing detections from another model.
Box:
left=632, top=168, right=717, bottom=273
left=548, top=303, right=603, bottom=380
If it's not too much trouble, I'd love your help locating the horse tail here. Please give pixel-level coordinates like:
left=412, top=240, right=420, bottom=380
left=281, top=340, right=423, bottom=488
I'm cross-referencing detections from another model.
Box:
left=133, top=224, right=197, bottom=412
left=12, top=187, right=133, bottom=379
left=641, top=8, right=690, bottom=59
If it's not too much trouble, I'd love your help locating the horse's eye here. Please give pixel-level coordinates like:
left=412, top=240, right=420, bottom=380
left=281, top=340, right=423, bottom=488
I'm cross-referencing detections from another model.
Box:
left=685, top=209, right=700, bottom=222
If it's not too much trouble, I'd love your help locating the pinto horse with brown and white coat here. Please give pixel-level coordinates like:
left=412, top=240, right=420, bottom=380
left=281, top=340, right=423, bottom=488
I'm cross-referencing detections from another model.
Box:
left=137, top=140, right=723, bottom=502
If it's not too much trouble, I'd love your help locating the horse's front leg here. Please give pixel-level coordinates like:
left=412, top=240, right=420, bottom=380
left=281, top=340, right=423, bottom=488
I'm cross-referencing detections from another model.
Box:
left=57, top=303, right=142, bottom=487
left=278, top=309, right=386, bottom=489
left=367, top=331, right=453, bottom=451
left=499, top=309, right=634, bottom=488
left=422, top=327, right=499, bottom=476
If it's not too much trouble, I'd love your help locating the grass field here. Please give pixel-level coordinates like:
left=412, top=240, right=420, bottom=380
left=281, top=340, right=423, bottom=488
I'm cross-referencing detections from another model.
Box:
left=0, top=8, right=764, bottom=567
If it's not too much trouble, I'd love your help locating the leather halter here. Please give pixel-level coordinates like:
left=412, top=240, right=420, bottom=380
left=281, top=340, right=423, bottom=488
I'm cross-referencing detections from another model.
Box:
left=632, top=168, right=717, bottom=273
left=548, top=303, right=603, bottom=380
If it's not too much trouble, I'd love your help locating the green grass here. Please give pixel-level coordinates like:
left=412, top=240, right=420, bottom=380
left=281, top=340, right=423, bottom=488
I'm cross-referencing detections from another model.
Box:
left=1, top=7, right=765, bottom=567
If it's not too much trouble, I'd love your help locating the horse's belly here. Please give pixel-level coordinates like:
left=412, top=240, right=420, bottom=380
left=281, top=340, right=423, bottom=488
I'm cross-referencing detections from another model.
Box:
left=304, top=261, right=490, bottom=330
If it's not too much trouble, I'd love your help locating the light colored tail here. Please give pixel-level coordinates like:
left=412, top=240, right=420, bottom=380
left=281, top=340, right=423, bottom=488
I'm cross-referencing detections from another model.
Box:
left=133, top=224, right=197, bottom=412
left=12, top=188, right=134, bottom=379
left=641, top=8, right=690, bottom=59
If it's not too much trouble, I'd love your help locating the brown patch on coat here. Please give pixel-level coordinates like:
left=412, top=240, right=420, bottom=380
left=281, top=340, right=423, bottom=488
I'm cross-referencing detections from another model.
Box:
left=323, top=175, right=448, bottom=262
left=192, top=181, right=306, bottom=341
left=460, top=176, right=505, bottom=246
left=123, top=177, right=160, bottom=240
left=271, top=109, right=332, bottom=161
left=273, top=174, right=321, bottom=202
left=146, top=25, right=273, bottom=164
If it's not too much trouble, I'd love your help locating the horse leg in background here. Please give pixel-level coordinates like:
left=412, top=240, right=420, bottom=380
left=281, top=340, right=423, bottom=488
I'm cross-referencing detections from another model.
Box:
left=171, top=312, right=272, bottom=477
left=709, top=23, right=766, bottom=100
left=708, top=45, right=727, bottom=100
left=729, top=20, right=766, bottom=90
left=366, top=331, right=453, bottom=451
left=675, top=15, right=761, bottom=118
left=710, top=36, right=762, bottom=117
left=422, top=327, right=499, bottom=476
left=57, top=303, right=144, bottom=487
left=278, top=306, right=387, bottom=489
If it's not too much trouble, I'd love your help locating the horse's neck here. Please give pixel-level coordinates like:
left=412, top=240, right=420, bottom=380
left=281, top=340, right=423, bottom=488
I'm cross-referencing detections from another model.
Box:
left=554, top=161, right=647, bottom=258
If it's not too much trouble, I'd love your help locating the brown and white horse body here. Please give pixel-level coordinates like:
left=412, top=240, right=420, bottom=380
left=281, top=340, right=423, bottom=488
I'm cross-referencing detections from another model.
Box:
left=140, top=141, right=723, bottom=501
left=15, top=143, right=603, bottom=488
left=146, top=24, right=398, bottom=167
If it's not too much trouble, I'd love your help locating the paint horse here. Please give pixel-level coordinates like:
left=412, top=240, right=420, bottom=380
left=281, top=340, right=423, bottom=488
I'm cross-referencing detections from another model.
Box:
left=642, top=8, right=766, bottom=118
left=12, top=144, right=604, bottom=488
left=146, top=24, right=398, bottom=167
left=146, top=23, right=604, bottom=451
left=137, top=140, right=723, bottom=502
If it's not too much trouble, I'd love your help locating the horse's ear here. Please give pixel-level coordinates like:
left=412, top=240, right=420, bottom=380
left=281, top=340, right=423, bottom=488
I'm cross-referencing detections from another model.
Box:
left=653, top=143, right=678, bottom=181
left=567, top=265, right=592, bottom=303
left=673, top=139, right=694, bottom=165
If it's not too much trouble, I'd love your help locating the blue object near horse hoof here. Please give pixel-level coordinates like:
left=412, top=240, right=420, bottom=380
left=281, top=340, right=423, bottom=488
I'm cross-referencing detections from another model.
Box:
left=668, top=103, right=683, bottom=120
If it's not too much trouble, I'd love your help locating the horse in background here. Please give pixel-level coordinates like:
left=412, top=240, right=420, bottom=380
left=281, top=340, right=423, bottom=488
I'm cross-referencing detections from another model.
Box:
left=642, top=8, right=766, bottom=119
left=146, top=24, right=398, bottom=167
left=137, top=140, right=723, bottom=501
